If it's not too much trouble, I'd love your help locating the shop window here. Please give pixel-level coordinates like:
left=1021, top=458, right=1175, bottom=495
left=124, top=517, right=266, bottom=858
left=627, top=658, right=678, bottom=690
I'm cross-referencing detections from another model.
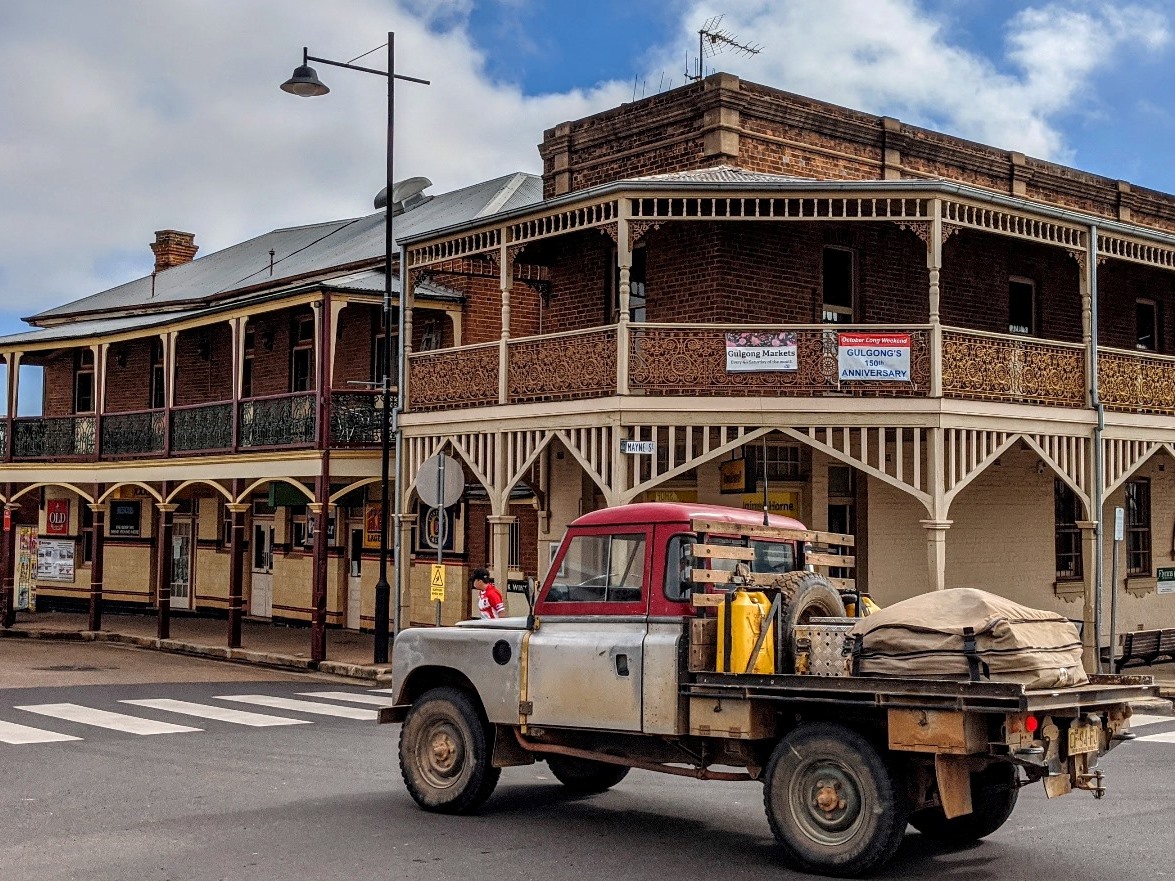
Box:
left=1054, top=479, right=1083, bottom=581
left=1125, top=478, right=1151, bottom=577
left=74, top=349, right=95, bottom=414
left=751, top=444, right=803, bottom=482
left=290, top=315, right=314, bottom=393
left=1008, top=278, right=1035, bottom=335
left=1137, top=299, right=1158, bottom=351
left=290, top=505, right=310, bottom=549
left=822, top=247, right=855, bottom=324
left=150, top=339, right=165, bottom=409
left=606, top=244, right=647, bottom=323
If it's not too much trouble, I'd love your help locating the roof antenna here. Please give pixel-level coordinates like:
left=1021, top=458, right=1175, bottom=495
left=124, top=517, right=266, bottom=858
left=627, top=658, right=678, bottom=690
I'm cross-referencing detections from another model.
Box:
left=687, top=14, right=763, bottom=82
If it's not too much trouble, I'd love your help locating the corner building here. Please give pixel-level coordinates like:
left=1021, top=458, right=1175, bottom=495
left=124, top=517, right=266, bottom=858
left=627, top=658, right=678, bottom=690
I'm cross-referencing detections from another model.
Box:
left=5, top=73, right=1175, bottom=666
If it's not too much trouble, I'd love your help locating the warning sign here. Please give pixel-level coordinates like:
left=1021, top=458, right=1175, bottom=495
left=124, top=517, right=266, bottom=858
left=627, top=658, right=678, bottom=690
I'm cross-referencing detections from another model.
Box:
left=430, top=564, right=446, bottom=602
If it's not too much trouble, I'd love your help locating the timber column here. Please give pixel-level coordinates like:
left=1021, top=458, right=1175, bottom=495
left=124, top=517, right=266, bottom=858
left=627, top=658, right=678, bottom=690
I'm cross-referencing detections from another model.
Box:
left=227, top=502, right=249, bottom=648
left=309, top=496, right=329, bottom=662
left=156, top=503, right=178, bottom=639
left=1077, top=519, right=1099, bottom=671
left=87, top=498, right=106, bottom=632
left=0, top=496, right=14, bottom=628
left=397, top=513, right=417, bottom=630
left=919, top=519, right=952, bottom=592
left=487, top=514, right=516, bottom=603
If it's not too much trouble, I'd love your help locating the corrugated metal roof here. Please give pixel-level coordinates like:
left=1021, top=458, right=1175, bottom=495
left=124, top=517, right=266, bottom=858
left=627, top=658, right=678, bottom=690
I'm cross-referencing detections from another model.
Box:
left=30, top=172, right=541, bottom=323
left=628, top=165, right=808, bottom=183
left=0, top=309, right=205, bottom=347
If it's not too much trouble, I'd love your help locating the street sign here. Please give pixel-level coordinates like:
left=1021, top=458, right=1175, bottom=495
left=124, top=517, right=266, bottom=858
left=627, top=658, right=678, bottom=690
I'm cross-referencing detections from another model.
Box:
left=430, top=564, right=446, bottom=601
left=416, top=452, right=464, bottom=508
left=1114, top=507, right=1125, bottom=542
left=620, top=440, right=655, bottom=455
left=1158, top=567, right=1175, bottom=595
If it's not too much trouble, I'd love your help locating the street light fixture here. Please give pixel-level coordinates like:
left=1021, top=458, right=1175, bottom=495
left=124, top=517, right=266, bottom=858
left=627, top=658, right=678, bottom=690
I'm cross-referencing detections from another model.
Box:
left=282, top=34, right=429, bottom=664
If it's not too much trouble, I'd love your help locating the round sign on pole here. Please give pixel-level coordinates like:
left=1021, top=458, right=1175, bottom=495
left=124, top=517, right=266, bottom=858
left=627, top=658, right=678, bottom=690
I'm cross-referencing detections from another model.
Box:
left=416, top=452, right=465, bottom=508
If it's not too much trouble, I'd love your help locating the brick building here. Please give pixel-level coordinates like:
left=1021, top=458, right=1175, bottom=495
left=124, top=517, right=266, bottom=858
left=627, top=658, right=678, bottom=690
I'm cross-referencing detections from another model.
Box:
left=5, top=72, right=1175, bottom=667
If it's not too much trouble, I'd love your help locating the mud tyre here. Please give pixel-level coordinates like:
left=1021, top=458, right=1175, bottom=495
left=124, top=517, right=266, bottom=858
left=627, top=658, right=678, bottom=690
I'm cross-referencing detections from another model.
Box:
left=773, top=572, right=847, bottom=672
left=399, top=686, right=501, bottom=814
left=909, top=763, right=1018, bottom=845
left=546, top=755, right=630, bottom=794
left=763, top=722, right=909, bottom=877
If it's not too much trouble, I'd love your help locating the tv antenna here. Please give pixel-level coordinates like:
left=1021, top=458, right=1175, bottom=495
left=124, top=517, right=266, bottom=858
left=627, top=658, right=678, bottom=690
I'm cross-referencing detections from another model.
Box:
left=687, top=15, right=762, bottom=82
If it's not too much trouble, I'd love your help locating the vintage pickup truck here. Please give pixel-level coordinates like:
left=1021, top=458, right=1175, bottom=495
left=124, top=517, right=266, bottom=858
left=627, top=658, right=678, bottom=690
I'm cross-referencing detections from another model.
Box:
left=382, top=502, right=1157, bottom=877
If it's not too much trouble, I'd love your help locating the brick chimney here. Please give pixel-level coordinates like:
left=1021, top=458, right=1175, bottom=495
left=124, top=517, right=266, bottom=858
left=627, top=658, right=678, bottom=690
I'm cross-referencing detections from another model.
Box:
left=150, top=230, right=198, bottom=272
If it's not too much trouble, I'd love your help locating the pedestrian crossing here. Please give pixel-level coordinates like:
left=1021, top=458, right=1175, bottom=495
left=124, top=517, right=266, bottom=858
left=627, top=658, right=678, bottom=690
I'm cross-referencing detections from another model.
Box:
left=1130, top=713, right=1175, bottom=743
left=0, top=688, right=397, bottom=745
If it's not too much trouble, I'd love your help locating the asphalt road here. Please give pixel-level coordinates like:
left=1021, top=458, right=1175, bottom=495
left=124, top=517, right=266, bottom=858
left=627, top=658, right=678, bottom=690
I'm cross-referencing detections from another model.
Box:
left=1, top=640, right=1173, bottom=881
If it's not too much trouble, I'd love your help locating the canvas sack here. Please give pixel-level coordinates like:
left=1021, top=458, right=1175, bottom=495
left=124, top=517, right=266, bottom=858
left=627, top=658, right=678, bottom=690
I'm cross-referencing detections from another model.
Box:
left=848, top=588, right=1087, bottom=689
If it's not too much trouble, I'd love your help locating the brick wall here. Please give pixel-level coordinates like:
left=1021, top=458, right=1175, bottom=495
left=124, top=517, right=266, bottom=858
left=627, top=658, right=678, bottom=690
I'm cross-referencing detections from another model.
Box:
left=1097, top=261, right=1175, bottom=351
left=174, top=323, right=233, bottom=405
left=42, top=352, right=74, bottom=416
left=335, top=303, right=377, bottom=386
left=105, top=339, right=154, bottom=412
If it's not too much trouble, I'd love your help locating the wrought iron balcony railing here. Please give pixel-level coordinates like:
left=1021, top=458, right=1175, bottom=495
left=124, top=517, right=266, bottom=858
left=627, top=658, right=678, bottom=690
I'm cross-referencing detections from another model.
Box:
left=12, top=415, right=96, bottom=459
left=239, top=392, right=316, bottom=449
left=102, top=409, right=166, bottom=457
left=171, top=402, right=233, bottom=453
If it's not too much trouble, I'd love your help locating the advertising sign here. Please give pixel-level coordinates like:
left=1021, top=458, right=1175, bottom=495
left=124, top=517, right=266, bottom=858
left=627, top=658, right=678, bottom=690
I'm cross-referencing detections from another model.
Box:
left=720, top=458, right=750, bottom=494
left=36, top=538, right=75, bottom=583
left=109, top=500, right=142, bottom=537
left=837, top=332, right=911, bottom=381
left=725, top=331, right=798, bottom=372
left=15, top=526, right=37, bottom=611
left=1158, top=567, right=1175, bottom=595
left=46, top=499, right=70, bottom=535
left=742, top=490, right=800, bottom=519
left=364, top=503, right=383, bottom=549
left=419, top=505, right=455, bottom=552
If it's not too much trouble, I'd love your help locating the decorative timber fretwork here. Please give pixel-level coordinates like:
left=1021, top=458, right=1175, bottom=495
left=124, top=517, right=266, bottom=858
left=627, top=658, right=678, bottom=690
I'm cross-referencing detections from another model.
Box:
left=629, top=195, right=930, bottom=222
left=941, top=199, right=1085, bottom=248
left=415, top=257, right=548, bottom=282
left=1022, top=434, right=1091, bottom=506
left=555, top=425, right=616, bottom=502
left=628, top=220, right=662, bottom=246
left=1097, top=232, right=1175, bottom=272
left=941, top=330, right=1086, bottom=407
left=1101, top=438, right=1163, bottom=497
left=897, top=221, right=930, bottom=247
left=622, top=424, right=772, bottom=504
left=943, top=430, right=1016, bottom=502
left=408, top=228, right=502, bottom=268
left=507, top=200, right=618, bottom=247
left=504, top=429, right=552, bottom=496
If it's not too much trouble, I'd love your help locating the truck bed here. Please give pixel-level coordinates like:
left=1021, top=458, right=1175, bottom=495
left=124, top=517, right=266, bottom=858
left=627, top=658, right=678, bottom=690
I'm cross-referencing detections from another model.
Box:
left=685, top=671, right=1158, bottom=714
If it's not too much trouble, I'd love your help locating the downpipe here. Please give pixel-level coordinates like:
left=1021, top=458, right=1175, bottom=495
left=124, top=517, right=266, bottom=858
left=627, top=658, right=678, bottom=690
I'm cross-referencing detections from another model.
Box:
left=513, top=729, right=755, bottom=781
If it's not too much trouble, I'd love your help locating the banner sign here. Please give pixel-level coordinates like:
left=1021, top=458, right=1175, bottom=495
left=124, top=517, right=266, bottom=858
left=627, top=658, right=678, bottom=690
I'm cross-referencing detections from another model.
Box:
left=36, top=538, right=75, bottom=583
left=109, top=501, right=142, bottom=537
left=46, top=499, right=70, bottom=535
left=725, top=331, right=798, bottom=372
left=15, top=526, right=37, bottom=611
left=837, top=332, right=911, bottom=381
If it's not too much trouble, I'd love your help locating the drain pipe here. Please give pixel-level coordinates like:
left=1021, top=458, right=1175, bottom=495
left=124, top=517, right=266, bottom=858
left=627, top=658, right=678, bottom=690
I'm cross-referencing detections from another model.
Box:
left=1090, top=224, right=1105, bottom=673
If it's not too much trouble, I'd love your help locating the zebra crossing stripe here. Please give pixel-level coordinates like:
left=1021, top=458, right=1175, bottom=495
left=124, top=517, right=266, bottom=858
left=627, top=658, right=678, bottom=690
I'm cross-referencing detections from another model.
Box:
left=1128, top=714, right=1173, bottom=729
left=297, top=691, right=398, bottom=707
left=1135, top=730, right=1175, bottom=744
left=15, top=703, right=201, bottom=735
left=215, top=695, right=378, bottom=720
left=0, top=719, right=81, bottom=744
left=120, top=699, right=312, bottom=727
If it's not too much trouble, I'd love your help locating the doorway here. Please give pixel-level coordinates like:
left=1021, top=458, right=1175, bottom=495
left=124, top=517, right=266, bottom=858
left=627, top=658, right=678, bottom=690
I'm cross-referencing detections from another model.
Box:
left=347, top=526, right=364, bottom=630
left=250, top=519, right=274, bottom=617
left=170, top=520, right=194, bottom=610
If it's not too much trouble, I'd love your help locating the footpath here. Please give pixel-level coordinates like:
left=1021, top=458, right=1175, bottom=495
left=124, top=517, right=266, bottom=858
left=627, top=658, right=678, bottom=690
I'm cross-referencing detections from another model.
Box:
left=3, top=610, right=1174, bottom=712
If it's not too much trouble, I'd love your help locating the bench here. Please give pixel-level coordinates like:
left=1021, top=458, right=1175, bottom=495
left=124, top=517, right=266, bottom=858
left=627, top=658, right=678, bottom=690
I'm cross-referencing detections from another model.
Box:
left=1115, top=628, right=1175, bottom=671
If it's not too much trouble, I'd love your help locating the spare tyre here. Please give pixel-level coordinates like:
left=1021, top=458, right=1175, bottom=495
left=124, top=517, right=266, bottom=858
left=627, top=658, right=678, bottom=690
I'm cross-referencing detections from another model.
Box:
left=772, top=571, right=847, bottom=673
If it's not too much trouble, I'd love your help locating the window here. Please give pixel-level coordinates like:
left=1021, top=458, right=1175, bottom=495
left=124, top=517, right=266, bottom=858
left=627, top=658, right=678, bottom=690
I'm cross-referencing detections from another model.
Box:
left=508, top=518, right=521, bottom=569
left=290, top=505, right=310, bottom=549
left=222, top=504, right=234, bottom=548
left=822, top=247, right=855, bottom=323
left=1008, top=278, right=1035, bottom=335
left=74, top=349, right=95, bottom=414
left=290, top=315, right=314, bottom=393
left=1054, top=479, right=1083, bottom=581
left=751, top=444, right=803, bottom=481
left=1125, top=478, right=1152, bottom=577
left=607, top=245, right=647, bottom=323
left=547, top=533, right=645, bottom=603
left=1137, top=299, right=1158, bottom=351
left=419, top=320, right=441, bottom=352
left=242, top=329, right=255, bottom=398
left=827, top=465, right=854, bottom=497
left=372, top=310, right=398, bottom=385
left=665, top=534, right=798, bottom=602
left=149, top=339, right=165, bottom=409
left=81, top=503, right=94, bottom=564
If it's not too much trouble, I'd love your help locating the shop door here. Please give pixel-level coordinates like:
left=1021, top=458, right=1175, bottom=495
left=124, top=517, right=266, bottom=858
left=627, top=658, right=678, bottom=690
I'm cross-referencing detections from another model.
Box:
left=346, top=526, right=363, bottom=630
left=170, top=520, right=194, bottom=610
left=250, top=520, right=274, bottom=617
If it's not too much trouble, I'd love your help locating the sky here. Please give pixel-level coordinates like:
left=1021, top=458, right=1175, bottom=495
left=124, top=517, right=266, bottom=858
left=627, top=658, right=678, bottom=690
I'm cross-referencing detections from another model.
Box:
left=2, top=0, right=1174, bottom=351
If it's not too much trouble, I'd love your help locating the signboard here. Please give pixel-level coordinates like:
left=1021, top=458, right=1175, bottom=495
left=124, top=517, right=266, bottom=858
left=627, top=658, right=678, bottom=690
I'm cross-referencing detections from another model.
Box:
left=742, top=490, right=800, bottom=518
left=46, top=499, right=70, bottom=535
left=644, top=489, right=698, bottom=503
left=109, top=501, right=142, bottom=537
left=620, top=440, right=655, bottom=455
left=725, top=331, right=798, bottom=372
left=837, top=332, right=911, bottom=382
left=417, top=503, right=456, bottom=552
left=15, top=526, right=37, bottom=611
left=430, top=564, right=446, bottom=602
left=1158, top=567, right=1175, bottom=595
left=720, top=458, right=750, bottom=494
left=36, top=538, right=75, bottom=583
left=364, top=503, right=383, bottom=549
left=1114, top=507, right=1125, bottom=542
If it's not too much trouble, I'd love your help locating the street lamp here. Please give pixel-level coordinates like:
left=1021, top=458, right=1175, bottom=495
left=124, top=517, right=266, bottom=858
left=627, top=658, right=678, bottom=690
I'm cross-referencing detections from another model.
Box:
left=282, top=34, right=429, bottom=664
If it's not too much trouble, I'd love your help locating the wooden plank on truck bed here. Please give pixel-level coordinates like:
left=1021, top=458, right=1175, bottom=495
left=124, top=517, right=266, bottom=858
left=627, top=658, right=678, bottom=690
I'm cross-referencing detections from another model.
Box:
left=803, top=552, right=856, bottom=567
left=688, top=569, right=784, bottom=586
left=691, top=518, right=854, bottom=547
left=690, top=593, right=725, bottom=608
left=689, top=543, right=756, bottom=561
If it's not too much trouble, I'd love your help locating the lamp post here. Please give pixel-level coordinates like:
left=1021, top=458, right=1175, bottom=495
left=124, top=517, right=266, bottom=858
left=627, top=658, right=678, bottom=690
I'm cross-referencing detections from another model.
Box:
left=282, top=34, right=428, bottom=664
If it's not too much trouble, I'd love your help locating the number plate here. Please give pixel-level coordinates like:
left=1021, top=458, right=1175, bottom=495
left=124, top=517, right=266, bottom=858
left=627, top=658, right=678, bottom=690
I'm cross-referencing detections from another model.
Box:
left=1068, top=723, right=1101, bottom=755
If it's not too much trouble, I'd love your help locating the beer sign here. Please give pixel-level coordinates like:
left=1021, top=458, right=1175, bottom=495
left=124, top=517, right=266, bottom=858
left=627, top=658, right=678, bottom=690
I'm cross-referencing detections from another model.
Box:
left=46, top=499, right=70, bottom=535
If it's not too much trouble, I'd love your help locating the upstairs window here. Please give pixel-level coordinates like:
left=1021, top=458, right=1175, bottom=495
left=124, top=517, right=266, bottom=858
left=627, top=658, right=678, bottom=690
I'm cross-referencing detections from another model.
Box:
left=74, top=349, right=95, bottom=414
left=1137, top=299, right=1158, bottom=351
left=1008, top=277, right=1035, bottom=335
left=1054, top=479, right=1083, bottom=581
left=822, top=246, right=855, bottom=323
left=290, top=315, right=314, bottom=393
left=1125, top=478, right=1152, bottom=577
left=242, top=328, right=255, bottom=398
left=149, top=339, right=165, bottom=409
left=372, top=309, right=398, bottom=385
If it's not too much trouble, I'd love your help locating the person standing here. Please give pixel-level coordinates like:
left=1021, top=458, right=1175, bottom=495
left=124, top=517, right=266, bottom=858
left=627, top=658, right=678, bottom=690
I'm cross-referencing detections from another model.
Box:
left=472, top=567, right=506, bottom=619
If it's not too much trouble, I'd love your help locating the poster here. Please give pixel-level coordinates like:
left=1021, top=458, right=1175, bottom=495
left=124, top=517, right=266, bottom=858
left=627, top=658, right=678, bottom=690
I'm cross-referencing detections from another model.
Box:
left=1158, top=567, right=1175, bottom=595
left=725, top=331, right=798, bottom=372
left=46, top=499, right=70, bottom=535
left=109, top=500, right=142, bottom=537
left=15, top=526, right=37, bottom=611
left=837, top=332, right=911, bottom=381
left=364, top=503, right=383, bottom=549
left=36, top=538, right=75, bottom=583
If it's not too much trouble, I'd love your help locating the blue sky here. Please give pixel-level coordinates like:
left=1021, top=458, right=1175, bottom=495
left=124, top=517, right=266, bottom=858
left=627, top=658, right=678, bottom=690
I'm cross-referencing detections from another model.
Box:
left=1, top=0, right=1173, bottom=370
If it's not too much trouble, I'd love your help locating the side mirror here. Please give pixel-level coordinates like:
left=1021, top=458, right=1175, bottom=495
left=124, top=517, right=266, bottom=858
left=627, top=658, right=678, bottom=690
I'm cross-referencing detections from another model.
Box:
left=525, top=575, right=536, bottom=610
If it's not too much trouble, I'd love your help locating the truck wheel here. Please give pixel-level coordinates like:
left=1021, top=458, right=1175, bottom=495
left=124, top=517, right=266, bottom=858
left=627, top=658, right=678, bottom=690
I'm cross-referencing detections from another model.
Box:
left=775, top=573, right=847, bottom=672
left=909, top=763, right=1018, bottom=845
left=399, top=686, right=501, bottom=814
left=546, top=755, right=630, bottom=794
left=764, top=722, right=908, bottom=877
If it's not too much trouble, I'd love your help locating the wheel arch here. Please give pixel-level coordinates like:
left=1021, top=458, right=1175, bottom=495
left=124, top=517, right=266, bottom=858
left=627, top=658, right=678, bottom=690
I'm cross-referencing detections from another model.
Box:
left=396, top=666, right=486, bottom=718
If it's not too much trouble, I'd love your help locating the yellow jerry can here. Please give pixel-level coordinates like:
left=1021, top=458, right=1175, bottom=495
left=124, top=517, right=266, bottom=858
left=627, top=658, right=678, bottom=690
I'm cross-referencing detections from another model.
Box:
left=717, top=589, right=775, bottom=674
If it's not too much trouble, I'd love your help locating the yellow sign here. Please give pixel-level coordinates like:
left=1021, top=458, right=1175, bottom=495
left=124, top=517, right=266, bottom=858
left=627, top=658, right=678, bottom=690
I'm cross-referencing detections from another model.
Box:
left=742, top=490, right=800, bottom=518
left=720, top=458, right=749, bottom=493
left=430, top=564, right=446, bottom=602
left=644, top=488, right=698, bottom=503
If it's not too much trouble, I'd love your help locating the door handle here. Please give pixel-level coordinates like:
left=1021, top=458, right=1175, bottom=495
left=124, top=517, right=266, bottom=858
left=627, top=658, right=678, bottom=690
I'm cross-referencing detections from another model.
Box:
left=614, top=653, right=630, bottom=676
